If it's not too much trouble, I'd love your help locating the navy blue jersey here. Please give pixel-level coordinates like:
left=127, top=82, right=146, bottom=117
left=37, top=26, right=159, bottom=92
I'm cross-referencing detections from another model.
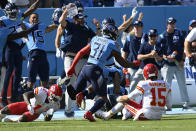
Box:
left=60, top=21, right=95, bottom=53
left=138, top=42, right=162, bottom=69
left=0, top=27, right=12, bottom=61
left=158, top=29, right=185, bottom=66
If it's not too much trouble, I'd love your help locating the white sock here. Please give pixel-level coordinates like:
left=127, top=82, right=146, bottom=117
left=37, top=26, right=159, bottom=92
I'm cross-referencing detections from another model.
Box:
left=106, top=102, right=124, bottom=118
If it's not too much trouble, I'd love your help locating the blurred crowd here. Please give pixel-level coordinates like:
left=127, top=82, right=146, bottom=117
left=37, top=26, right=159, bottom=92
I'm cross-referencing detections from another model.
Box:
left=1, top=0, right=196, bottom=8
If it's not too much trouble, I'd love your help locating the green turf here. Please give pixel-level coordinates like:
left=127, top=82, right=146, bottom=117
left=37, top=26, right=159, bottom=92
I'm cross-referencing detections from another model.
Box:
left=1, top=114, right=196, bottom=131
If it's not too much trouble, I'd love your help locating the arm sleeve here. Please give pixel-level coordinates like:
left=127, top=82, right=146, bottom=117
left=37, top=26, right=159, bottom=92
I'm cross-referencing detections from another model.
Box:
left=127, top=88, right=143, bottom=100
left=71, top=44, right=91, bottom=68
left=138, top=44, right=144, bottom=55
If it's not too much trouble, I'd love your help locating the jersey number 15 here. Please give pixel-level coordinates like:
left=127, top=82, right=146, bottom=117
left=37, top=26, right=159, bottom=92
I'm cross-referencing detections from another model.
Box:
left=150, top=88, right=166, bottom=107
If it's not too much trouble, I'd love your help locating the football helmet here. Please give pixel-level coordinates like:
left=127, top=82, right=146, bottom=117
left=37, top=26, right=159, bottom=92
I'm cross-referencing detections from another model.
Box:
left=102, top=17, right=115, bottom=27
left=48, top=84, right=63, bottom=103
left=4, top=2, right=19, bottom=20
left=52, top=8, right=63, bottom=25
left=102, top=24, right=119, bottom=41
left=143, top=64, right=158, bottom=80
left=74, top=0, right=84, bottom=13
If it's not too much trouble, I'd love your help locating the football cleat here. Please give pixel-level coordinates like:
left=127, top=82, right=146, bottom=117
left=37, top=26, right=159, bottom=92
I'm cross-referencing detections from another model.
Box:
left=84, top=111, right=95, bottom=122
left=64, top=111, right=75, bottom=118
left=95, top=110, right=106, bottom=120
left=76, top=92, right=84, bottom=108
left=122, top=107, right=132, bottom=120
left=57, top=76, right=71, bottom=86
left=80, top=98, right=86, bottom=110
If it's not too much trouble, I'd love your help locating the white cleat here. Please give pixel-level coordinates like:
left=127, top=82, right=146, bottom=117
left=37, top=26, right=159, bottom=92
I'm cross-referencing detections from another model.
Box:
left=3, top=117, right=19, bottom=122
left=80, top=99, right=86, bottom=110
left=122, top=107, right=132, bottom=120
left=95, top=110, right=109, bottom=120
left=57, top=77, right=71, bottom=86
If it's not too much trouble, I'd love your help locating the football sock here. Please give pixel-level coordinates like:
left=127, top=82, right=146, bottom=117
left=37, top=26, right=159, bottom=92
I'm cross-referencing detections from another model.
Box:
left=106, top=102, right=124, bottom=118
left=90, top=99, right=105, bottom=114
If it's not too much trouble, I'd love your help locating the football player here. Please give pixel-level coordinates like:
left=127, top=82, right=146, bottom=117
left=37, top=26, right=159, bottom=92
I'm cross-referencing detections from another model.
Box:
left=66, top=22, right=138, bottom=122
left=22, top=12, right=58, bottom=89
left=95, top=64, right=172, bottom=121
left=0, top=84, right=63, bottom=122
left=1, top=0, right=41, bottom=106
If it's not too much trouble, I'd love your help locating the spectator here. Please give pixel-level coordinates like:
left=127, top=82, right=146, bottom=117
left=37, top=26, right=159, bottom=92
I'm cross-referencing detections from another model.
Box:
left=1, top=1, right=41, bottom=107
left=158, top=17, right=191, bottom=109
left=81, top=0, right=93, bottom=7
left=104, top=0, right=114, bottom=6
left=93, top=0, right=104, bottom=7
left=114, top=0, right=137, bottom=7
left=0, top=0, right=8, bottom=8
left=8, top=0, right=30, bottom=8
left=28, top=0, right=42, bottom=7
left=42, top=0, right=60, bottom=8
left=181, top=0, right=196, bottom=5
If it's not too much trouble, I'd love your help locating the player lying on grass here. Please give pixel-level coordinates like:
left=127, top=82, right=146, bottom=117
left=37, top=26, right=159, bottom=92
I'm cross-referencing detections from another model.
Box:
left=95, top=64, right=172, bottom=121
left=0, top=84, right=63, bottom=122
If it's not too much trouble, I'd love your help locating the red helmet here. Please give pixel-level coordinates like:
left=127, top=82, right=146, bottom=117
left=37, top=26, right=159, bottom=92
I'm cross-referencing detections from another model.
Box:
left=48, top=84, right=63, bottom=103
left=143, top=64, right=158, bottom=80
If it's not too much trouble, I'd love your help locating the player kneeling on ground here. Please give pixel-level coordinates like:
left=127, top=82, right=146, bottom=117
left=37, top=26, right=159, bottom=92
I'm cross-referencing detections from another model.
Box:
left=0, top=84, right=63, bottom=122
left=95, top=64, right=172, bottom=121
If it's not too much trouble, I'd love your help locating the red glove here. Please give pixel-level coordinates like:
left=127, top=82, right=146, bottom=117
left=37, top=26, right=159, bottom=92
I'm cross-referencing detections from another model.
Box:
left=67, top=66, right=76, bottom=77
left=133, top=60, right=141, bottom=67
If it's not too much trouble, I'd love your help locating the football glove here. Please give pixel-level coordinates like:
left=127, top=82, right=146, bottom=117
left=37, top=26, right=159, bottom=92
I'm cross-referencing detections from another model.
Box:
left=27, top=104, right=34, bottom=115
left=189, top=56, right=195, bottom=66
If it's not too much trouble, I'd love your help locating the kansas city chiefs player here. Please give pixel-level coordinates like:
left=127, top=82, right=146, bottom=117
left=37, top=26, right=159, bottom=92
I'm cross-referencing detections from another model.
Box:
left=95, top=64, right=172, bottom=121
left=0, top=84, right=63, bottom=122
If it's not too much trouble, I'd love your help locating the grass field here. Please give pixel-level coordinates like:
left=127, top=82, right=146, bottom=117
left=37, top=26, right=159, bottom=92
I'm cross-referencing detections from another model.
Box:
left=1, top=114, right=196, bottom=131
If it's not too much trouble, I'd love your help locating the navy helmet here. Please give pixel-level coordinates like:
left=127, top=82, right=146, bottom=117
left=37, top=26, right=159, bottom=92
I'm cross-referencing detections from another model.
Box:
left=52, top=8, right=63, bottom=25
left=4, top=2, right=19, bottom=20
left=102, top=24, right=119, bottom=41
left=102, top=17, right=116, bottom=27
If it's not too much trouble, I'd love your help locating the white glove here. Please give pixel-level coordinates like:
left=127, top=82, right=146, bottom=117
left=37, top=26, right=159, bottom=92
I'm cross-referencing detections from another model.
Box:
left=131, top=7, right=138, bottom=19
left=27, top=104, right=34, bottom=115
left=56, top=48, right=61, bottom=58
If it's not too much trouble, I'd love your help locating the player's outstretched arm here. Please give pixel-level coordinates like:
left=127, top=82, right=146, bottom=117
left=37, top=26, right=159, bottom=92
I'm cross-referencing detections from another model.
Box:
left=118, top=7, right=138, bottom=32
left=184, top=40, right=192, bottom=57
left=8, top=24, right=38, bottom=40
left=45, top=24, right=58, bottom=33
left=22, top=0, right=41, bottom=19
left=55, top=24, right=65, bottom=48
left=112, top=50, right=138, bottom=68
left=23, top=91, right=35, bottom=105
left=67, top=44, right=91, bottom=76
